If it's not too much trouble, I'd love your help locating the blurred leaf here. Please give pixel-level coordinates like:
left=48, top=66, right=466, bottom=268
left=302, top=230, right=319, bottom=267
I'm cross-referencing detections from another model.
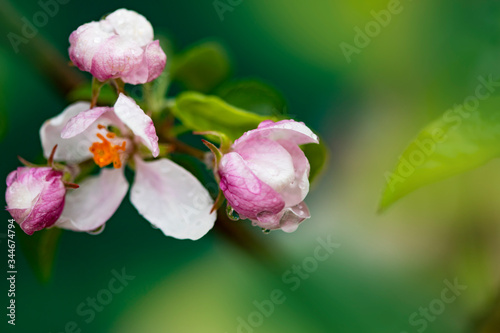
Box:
left=0, top=53, right=7, bottom=141
left=172, top=92, right=276, bottom=141
left=67, top=82, right=117, bottom=105
left=379, top=96, right=500, bottom=212
left=216, top=79, right=287, bottom=117
left=18, top=227, right=63, bottom=283
left=171, top=41, right=231, bottom=93
left=302, top=138, right=329, bottom=184
left=0, top=96, right=7, bottom=141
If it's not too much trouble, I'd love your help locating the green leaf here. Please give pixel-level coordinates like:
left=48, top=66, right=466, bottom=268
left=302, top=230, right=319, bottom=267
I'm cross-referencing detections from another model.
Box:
left=216, top=79, right=287, bottom=117
left=18, top=227, right=63, bottom=283
left=302, top=138, right=329, bottom=184
left=171, top=41, right=231, bottom=93
left=172, top=92, right=276, bottom=141
left=67, top=82, right=117, bottom=105
left=379, top=96, right=500, bottom=212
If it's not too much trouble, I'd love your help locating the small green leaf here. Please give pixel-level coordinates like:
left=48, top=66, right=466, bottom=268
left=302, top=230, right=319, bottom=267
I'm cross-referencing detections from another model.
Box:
left=379, top=96, right=500, bottom=212
left=172, top=92, right=276, bottom=141
left=18, top=227, right=63, bottom=283
left=302, top=138, right=329, bottom=184
left=171, top=41, right=231, bottom=93
left=216, top=79, right=287, bottom=117
left=67, top=82, right=117, bottom=105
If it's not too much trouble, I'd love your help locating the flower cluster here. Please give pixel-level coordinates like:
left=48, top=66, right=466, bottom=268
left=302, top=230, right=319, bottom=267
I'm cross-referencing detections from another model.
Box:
left=5, top=8, right=320, bottom=240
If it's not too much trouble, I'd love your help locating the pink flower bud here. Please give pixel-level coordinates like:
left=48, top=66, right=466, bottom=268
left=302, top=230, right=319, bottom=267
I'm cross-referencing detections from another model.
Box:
left=218, top=120, right=319, bottom=232
left=5, top=167, right=66, bottom=235
left=68, top=8, right=166, bottom=84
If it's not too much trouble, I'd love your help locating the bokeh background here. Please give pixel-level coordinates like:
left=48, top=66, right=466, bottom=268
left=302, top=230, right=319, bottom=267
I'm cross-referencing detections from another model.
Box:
left=1, top=0, right=500, bottom=332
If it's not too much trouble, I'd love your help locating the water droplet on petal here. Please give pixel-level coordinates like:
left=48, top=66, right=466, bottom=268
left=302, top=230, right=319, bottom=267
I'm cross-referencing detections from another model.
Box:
left=226, top=205, right=240, bottom=221
left=279, top=209, right=304, bottom=233
left=247, top=180, right=260, bottom=194
left=262, top=228, right=271, bottom=234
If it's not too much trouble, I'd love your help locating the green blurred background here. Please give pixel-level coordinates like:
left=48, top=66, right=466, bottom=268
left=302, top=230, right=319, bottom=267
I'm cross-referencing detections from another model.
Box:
left=1, top=0, right=500, bottom=332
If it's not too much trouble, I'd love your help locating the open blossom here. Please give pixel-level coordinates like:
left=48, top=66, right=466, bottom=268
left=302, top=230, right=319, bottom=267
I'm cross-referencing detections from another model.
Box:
left=5, top=167, right=66, bottom=235
left=218, top=120, right=319, bottom=232
left=40, top=94, right=216, bottom=240
left=69, top=8, right=166, bottom=84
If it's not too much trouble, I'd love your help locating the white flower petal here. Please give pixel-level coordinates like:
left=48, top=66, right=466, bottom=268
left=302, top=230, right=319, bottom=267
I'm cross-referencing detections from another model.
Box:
left=56, top=168, right=128, bottom=232
left=114, top=93, right=159, bottom=157
left=105, top=9, right=154, bottom=47
left=40, top=101, right=97, bottom=163
left=234, top=136, right=295, bottom=193
left=61, top=107, right=112, bottom=138
left=130, top=157, right=216, bottom=240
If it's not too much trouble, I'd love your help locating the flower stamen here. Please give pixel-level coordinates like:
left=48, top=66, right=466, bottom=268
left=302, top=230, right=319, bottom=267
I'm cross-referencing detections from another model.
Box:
left=89, top=126, right=126, bottom=168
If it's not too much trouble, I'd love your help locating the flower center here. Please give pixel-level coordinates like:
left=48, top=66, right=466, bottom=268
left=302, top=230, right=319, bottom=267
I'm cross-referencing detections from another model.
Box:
left=89, top=124, right=127, bottom=168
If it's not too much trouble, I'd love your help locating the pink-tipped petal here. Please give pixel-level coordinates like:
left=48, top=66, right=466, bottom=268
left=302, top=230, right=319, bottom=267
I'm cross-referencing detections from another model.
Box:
left=69, top=22, right=113, bottom=72
left=130, top=157, right=216, bottom=240
left=218, top=152, right=285, bottom=220
left=61, top=107, right=112, bottom=138
left=114, top=94, right=159, bottom=157
left=235, top=119, right=319, bottom=147
left=120, top=40, right=166, bottom=84
left=145, top=40, right=167, bottom=82
left=55, top=168, right=128, bottom=232
left=90, top=35, right=144, bottom=82
left=40, top=102, right=96, bottom=163
left=6, top=167, right=66, bottom=235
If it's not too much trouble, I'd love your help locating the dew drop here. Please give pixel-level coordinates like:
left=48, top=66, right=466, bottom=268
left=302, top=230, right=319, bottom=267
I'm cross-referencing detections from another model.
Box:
left=226, top=205, right=240, bottom=221
left=262, top=228, right=271, bottom=234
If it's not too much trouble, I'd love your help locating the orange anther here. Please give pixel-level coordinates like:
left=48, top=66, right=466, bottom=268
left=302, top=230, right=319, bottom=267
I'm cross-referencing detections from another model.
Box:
left=89, top=128, right=126, bottom=168
left=97, top=124, right=106, bottom=130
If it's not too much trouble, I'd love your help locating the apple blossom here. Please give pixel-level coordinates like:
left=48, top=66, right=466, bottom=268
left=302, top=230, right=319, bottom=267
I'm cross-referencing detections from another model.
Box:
left=68, top=8, right=166, bottom=84
left=5, top=167, right=66, bottom=235
left=40, top=94, right=216, bottom=240
left=218, top=119, right=319, bottom=232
